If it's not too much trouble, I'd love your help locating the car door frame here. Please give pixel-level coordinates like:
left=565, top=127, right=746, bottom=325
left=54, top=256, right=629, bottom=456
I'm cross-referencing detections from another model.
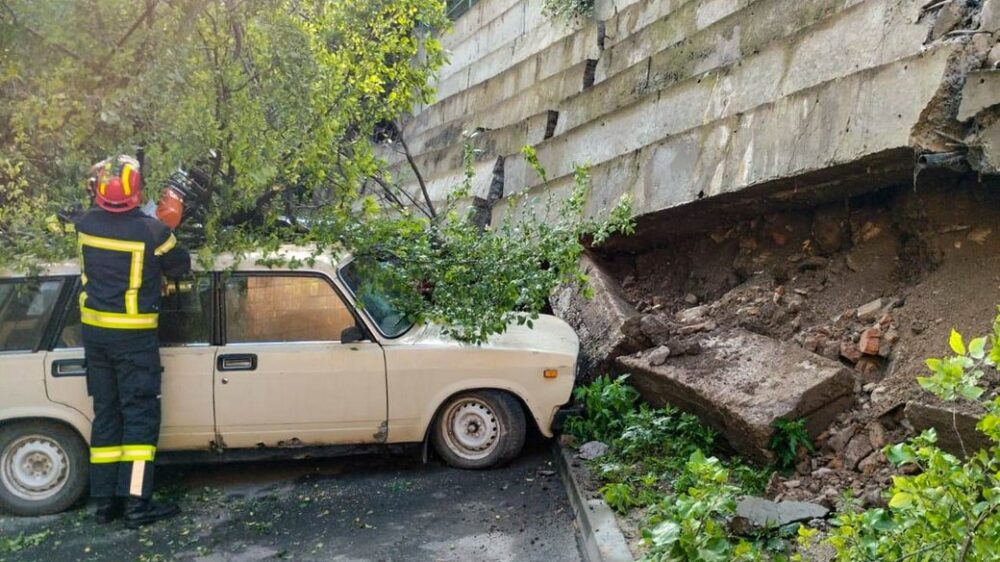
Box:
left=211, top=268, right=389, bottom=448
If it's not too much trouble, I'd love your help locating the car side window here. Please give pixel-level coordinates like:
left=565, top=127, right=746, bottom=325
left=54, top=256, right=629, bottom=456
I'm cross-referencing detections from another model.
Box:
left=159, top=274, right=213, bottom=346
left=224, top=275, right=359, bottom=344
left=0, top=278, right=63, bottom=352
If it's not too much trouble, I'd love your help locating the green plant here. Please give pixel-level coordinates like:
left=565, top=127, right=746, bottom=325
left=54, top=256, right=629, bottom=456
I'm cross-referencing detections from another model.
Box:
left=564, top=374, right=640, bottom=443
left=542, top=0, right=594, bottom=21
left=826, top=318, right=1000, bottom=560
left=564, top=376, right=774, bottom=526
left=770, top=418, right=814, bottom=471
left=641, top=451, right=764, bottom=562
left=601, top=482, right=645, bottom=513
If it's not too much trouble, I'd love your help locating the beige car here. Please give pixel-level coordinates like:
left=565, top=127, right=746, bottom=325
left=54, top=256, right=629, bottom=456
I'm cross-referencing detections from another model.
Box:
left=0, top=249, right=579, bottom=516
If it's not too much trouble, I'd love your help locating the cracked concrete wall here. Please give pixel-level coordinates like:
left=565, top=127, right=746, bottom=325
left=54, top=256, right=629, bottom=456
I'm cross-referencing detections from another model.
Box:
left=381, top=0, right=1000, bottom=228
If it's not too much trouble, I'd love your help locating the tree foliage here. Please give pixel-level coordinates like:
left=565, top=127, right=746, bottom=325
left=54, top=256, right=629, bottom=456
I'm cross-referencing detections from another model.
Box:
left=0, top=0, right=633, bottom=342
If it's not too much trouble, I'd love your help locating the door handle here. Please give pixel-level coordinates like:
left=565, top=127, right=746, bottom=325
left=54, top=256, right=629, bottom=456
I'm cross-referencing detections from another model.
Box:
left=217, top=354, right=257, bottom=372
left=52, top=359, right=87, bottom=377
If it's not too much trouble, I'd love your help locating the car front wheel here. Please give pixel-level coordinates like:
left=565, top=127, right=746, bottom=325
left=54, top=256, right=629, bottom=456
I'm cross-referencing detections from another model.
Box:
left=0, top=421, right=88, bottom=516
left=432, top=390, right=526, bottom=469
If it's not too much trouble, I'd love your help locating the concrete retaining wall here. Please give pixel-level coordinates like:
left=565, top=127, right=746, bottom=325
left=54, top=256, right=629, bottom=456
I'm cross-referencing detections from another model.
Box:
left=384, top=0, right=1000, bottom=229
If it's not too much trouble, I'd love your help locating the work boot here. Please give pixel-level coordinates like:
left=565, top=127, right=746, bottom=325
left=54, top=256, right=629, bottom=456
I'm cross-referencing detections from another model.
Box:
left=94, top=497, right=124, bottom=524
left=124, top=497, right=180, bottom=529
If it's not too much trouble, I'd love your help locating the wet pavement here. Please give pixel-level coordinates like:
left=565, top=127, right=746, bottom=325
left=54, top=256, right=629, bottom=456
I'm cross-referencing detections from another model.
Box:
left=0, top=440, right=581, bottom=562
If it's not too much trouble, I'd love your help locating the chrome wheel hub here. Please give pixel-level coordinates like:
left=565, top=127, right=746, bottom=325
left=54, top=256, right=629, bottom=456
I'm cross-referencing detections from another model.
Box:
left=1, top=435, right=69, bottom=501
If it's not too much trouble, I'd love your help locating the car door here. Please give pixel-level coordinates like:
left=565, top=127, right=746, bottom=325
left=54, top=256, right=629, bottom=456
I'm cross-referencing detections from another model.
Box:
left=0, top=277, right=67, bottom=414
left=212, top=272, right=387, bottom=448
left=43, top=274, right=218, bottom=451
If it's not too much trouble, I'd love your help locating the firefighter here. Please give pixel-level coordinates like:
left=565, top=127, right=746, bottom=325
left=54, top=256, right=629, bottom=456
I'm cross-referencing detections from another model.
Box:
left=76, top=155, right=190, bottom=528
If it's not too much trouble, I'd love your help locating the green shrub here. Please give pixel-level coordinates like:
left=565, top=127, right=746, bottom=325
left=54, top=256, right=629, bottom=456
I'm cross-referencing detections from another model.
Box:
left=564, top=374, right=640, bottom=443
left=770, top=418, right=814, bottom=471
left=642, top=451, right=765, bottom=562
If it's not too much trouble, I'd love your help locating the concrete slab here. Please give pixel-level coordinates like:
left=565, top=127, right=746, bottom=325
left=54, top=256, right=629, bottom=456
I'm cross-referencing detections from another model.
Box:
left=551, top=254, right=647, bottom=370
left=618, top=328, right=855, bottom=461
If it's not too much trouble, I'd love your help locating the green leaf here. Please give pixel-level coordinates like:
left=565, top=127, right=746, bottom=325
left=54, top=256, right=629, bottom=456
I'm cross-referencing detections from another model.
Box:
left=969, top=337, right=987, bottom=360
left=950, top=329, right=966, bottom=356
left=960, top=384, right=985, bottom=401
left=888, top=492, right=914, bottom=509
left=885, top=443, right=916, bottom=466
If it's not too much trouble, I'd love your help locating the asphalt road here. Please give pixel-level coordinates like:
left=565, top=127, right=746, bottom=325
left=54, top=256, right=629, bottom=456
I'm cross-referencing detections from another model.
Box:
left=0, top=440, right=582, bottom=562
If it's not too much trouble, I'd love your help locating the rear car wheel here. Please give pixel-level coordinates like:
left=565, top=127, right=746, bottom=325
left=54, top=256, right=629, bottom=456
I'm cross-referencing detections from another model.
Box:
left=432, top=390, right=526, bottom=469
left=0, top=421, right=88, bottom=516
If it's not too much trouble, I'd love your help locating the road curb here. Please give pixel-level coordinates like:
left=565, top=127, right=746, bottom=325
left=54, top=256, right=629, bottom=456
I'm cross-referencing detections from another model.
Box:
left=553, top=443, right=634, bottom=562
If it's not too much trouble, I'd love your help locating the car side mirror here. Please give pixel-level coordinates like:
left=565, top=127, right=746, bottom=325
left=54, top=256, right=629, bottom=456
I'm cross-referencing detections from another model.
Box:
left=340, top=325, right=365, bottom=344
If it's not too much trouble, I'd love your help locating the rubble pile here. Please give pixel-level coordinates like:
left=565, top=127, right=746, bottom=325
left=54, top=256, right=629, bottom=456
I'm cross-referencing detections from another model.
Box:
left=555, top=178, right=1000, bottom=504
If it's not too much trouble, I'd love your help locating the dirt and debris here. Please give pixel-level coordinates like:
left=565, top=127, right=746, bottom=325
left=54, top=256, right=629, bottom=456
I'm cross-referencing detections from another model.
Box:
left=557, top=171, right=1000, bottom=507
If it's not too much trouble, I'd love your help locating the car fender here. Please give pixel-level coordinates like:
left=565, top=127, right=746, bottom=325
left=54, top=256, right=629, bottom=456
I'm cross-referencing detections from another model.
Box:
left=0, top=405, right=91, bottom=443
left=418, top=378, right=554, bottom=440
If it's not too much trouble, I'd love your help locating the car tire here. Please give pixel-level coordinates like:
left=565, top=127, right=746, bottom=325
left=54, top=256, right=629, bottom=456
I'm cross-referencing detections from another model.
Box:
left=432, top=390, right=526, bottom=470
left=0, top=421, right=88, bottom=516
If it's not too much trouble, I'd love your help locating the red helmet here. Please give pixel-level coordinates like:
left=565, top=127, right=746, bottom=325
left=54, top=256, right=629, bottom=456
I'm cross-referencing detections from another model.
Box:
left=92, top=155, right=142, bottom=213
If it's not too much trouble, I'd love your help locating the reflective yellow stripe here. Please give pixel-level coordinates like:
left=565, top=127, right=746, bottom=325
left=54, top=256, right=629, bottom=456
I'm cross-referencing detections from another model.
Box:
left=121, top=163, right=132, bottom=196
left=121, top=445, right=156, bottom=462
left=126, top=248, right=143, bottom=315
left=81, top=306, right=158, bottom=330
left=90, top=446, right=122, bottom=464
left=80, top=272, right=88, bottom=286
left=154, top=234, right=177, bottom=256
left=78, top=232, right=145, bottom=253
left=77, top=232, right=146, bottom=318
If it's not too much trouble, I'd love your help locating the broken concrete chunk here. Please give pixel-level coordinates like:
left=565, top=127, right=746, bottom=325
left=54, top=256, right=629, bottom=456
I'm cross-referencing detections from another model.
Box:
left=577, top=441, right=610, bottom=460
left=957, top=70, right=1000, bottom=121
left=828, top=424, right=858, bottom=454
left=843, top=434, right=874, bottom=470
left=618, top=329, right=854, bottom=461
left=551, top=254, right=646, bottom=368
left=856, top=298, right=885, bottom=322
left=675, top=304, right=710, bottom=324
left=983, top=0, right=1000, bottom=32
left=639, top=314, right=674, bottom=345
left=676, top=320, right=717, bottom=335
left=735, top=497, right=829, bottom=529
left=930, top=0, right=968, bottom=41
left=904, top=401, right=990, bottom=457
left=648, top=346, right=671, bottom=366
left=970, top=119, right=1000, bottom=174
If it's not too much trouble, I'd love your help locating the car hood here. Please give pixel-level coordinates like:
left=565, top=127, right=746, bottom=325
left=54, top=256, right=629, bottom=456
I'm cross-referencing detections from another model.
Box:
left=390, top=314, right=580, bottom=357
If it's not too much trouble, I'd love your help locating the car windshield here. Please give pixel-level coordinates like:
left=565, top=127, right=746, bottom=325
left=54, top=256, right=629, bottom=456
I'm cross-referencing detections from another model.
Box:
left=338, top=261, right=414, bottom=338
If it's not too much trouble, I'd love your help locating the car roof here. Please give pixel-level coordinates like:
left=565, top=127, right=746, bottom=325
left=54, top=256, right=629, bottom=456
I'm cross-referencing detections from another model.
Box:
left=0, top=245, right=347, bottom=278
